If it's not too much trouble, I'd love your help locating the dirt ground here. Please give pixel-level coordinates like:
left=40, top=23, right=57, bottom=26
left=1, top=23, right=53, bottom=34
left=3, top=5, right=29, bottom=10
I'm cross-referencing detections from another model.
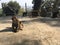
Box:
left=0, top=16, right=60, bottom=45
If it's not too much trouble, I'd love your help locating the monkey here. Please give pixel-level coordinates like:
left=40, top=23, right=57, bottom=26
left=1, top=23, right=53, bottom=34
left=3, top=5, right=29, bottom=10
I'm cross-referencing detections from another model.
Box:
left=12, top=16, right=19, bottom=32
left=11, top=16, right=23, bottom=32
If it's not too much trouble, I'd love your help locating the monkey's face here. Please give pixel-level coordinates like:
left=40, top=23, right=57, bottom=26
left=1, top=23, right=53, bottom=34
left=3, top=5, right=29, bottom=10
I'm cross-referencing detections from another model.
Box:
left=13, top=18, right=16, bottom=21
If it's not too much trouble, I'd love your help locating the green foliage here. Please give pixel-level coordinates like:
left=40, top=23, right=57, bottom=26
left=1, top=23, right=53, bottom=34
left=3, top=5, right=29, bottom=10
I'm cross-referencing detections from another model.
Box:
left=2, top=1, right=20, bottom=16
left=0, top=9, right=3, bottom=16
left=18, top=8, right=24, bottom=15
left=0, top=9, right=2, bottom=14
left=32, top=0, right=42, bottom=17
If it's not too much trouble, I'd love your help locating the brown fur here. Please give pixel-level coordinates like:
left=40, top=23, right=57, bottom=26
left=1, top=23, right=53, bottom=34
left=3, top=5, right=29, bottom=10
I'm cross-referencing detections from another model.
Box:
left=12, top=16, right=23, bottom=31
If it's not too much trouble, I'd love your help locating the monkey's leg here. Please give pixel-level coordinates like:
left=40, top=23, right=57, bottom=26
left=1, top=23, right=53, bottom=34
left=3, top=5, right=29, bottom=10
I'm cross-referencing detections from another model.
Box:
left=17, top=21, right=20, bottom=30
left=12, top=23, right=14, bottom=30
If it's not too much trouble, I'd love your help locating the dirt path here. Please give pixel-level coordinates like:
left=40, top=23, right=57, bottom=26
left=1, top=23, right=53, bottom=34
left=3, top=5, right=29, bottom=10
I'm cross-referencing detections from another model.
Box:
left=0, top=16, right=60, bottom=45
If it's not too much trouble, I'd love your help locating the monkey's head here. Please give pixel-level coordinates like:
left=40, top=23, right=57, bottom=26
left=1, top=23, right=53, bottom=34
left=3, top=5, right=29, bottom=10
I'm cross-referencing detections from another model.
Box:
left=12, top=16, right=17, bottom=19
left=12, top=16, right=18, bottom=21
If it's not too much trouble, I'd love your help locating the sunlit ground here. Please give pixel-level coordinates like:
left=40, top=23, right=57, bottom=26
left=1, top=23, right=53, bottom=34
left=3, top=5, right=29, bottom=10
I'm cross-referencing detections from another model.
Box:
left=0, top=16, right=60, bottom=45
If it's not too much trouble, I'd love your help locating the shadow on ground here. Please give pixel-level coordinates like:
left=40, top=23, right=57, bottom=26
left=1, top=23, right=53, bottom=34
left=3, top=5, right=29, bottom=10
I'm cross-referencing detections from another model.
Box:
left=0, top=27, right=13, bottom=32
left=22, top=17, right=60, bottom=27
left=0, top=20, right=12, bottom=24
left=0, top=17, right=60, bottom=27
left=13, top=39, right=42, bottom=45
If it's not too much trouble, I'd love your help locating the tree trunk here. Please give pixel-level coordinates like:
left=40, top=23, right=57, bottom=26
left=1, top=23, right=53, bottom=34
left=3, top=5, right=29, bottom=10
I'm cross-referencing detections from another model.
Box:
left=52, top=0, right=59, bottom=18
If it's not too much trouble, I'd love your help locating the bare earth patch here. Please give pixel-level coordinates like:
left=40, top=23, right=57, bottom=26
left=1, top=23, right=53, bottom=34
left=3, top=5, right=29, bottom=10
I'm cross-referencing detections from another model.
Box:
left=0, top=16, right=60, bottom=45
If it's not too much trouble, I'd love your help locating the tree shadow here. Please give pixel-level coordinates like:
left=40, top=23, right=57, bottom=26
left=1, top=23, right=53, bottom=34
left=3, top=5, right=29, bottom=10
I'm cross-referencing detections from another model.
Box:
left=13, top=39, right=42, bottom=45
left=1, top=17, right=60, bottom=27
left=0, top=20, right=12, bottom=24
left=0, top=16, right=12, bottom=23
left=21, top=20, right=32, bottom=24
left=39, top=17, right=60, bottom=27
left=0, top=27, right=13, bottom=32
left=21, top=17, right=60, bottom=27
